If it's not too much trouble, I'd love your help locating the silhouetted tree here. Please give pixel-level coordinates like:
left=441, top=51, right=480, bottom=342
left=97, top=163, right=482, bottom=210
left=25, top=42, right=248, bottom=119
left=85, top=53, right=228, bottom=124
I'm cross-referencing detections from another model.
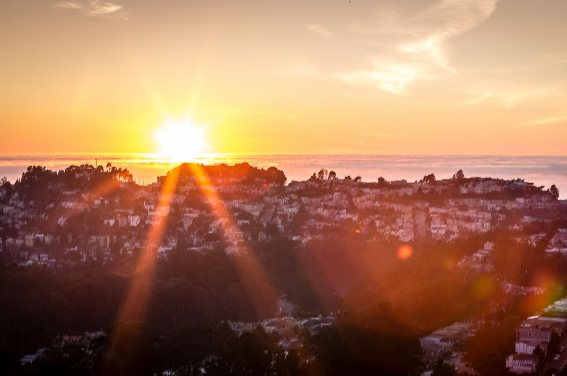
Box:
left=422, top=174, right=436, bottom=184
left=0, top=177, right=11, bottom=201
left=452, top=169, right=465, bottom=181
left=328, top=171, right=337, bottom=180
left=550, top=184, right=559, bottom=200
left=267, top=166, right=287, bottom=185
left=432, top=358, right=457, bottom=376
left=353, top=176, right=362, bottom=183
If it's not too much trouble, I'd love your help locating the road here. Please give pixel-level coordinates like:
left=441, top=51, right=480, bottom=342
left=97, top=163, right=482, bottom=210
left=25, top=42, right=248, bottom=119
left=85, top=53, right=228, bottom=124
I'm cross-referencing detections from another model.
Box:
left=540, top=336, right=567, bottom=376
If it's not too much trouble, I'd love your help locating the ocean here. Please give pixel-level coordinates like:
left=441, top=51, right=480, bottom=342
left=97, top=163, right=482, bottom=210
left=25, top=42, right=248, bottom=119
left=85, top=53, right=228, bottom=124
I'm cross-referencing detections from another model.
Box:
left=1, top=154, right=566, bottom=198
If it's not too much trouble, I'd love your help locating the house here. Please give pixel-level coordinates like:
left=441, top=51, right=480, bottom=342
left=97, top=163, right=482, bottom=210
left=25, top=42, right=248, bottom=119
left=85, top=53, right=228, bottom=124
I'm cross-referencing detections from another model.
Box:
left=103, top=218, right=116, bottom=226
left=501, top=281, right=545, bottom=296
left=278, top=337, right=300, bottom=350
left=506, top=354, right=538, bottom=374
left=515, top=321, right=552, bottom=355
left=262, top=317, right=298, bottom=335
left=24, top=233, right=34, bottom=247
left=128, top=215, right=140, bottom=227
left=298, top=316, right=336, bottom=334
left=20, top=348, right=45, bottom=365
left=420, top=322, right=475, bottom=359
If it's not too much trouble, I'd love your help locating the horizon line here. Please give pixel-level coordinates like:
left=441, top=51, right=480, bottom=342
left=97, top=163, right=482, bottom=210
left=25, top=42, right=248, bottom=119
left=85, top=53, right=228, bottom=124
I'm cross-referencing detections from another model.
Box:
left=1, top=152, right=567, bottom=158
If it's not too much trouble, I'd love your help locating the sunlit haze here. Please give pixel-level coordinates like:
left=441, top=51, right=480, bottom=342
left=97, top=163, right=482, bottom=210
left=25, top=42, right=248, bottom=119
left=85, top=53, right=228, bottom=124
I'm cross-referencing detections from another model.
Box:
left=154, top=118, right=208, bottom=161
left=1, top=0, right=566, bottom=155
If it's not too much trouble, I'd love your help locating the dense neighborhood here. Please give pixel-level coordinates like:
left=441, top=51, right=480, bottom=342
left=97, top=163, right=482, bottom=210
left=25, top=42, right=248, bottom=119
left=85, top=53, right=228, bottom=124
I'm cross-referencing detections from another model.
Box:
left=1, top=163, right=567, bottom=375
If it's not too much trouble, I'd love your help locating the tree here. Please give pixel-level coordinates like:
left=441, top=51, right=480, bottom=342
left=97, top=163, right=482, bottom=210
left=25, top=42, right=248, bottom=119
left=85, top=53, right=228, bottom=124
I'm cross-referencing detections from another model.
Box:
left=344, top=176, right=352, bottom=182
left=377, top=177, right=387, bottom=186
left=422, top=174, right=436, bottom=184
left=317, top=169, right=328, bottom=180
left=452, top=169, right=465, bottom=181
left=0, top=177, right=11, bottom=201
left=432, top=358, right=457, bottom=376
left=367, top=220, right=378, bottom=237
left=267, top=166, right=287, bottom=185
left=353, top=176, right=362, bottom=183
left=328, top=171, right=337, bottom=180
left=550, top=184, right=560, bottom=200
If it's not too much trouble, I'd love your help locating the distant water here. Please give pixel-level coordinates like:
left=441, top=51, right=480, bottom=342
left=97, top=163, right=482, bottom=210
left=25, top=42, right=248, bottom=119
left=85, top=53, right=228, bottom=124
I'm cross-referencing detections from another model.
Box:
left=1, top=154, right=566, bottom=198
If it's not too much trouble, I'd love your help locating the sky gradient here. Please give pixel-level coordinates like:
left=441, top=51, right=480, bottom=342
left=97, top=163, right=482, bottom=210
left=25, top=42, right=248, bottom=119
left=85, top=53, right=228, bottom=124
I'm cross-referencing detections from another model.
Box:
left=1, top=0, right=566, bottom=156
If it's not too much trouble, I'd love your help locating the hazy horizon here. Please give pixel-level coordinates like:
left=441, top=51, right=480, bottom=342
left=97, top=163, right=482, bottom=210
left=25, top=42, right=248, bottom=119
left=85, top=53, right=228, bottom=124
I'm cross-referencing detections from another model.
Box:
left=2, top=154, right=566, bottom=198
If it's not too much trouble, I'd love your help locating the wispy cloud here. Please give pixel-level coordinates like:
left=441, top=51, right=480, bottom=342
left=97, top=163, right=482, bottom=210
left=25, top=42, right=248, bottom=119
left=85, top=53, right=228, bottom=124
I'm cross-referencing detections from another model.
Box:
left=339, top=0, right=501, bottom=94
left=339, top=61, right=418, bottom=95
left=519, top=114, right=567, bottom=127
left=356, top=133, right=409, bottom=139
left=306, top=24, right=333, bottom=37
left=399, top=0, right=498, bottom=67
left=90, top=0, right=123, bottom=16
left=51, top=2, right=84, bottom=10
left=458, top=82, right=566, bottom=108
left=51, top=0, right=128, bottom=20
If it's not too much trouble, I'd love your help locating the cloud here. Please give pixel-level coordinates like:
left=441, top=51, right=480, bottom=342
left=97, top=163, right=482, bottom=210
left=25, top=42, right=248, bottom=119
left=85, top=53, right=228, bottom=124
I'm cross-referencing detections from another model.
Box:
left=89, top=0, right=123, bottom=16
left=51, top=0, right=128, bottom=20
left=399, top=0, right=498, bottom=67
left=457, top=80, right=567, bottom=108
left=339, top=0, right=501, bottom=94
left=306, top=24, right=333, bottom=37
left=519, top=114, right=567, bottom=127
left=339, top=59, right=419, bottom=95
left=51, top=2, right=84, bottom=10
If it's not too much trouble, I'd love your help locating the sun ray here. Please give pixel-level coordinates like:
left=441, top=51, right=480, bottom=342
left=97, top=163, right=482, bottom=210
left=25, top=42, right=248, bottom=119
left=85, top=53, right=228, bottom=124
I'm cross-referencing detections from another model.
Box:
left=186, top=163, right=280, bottom=318
left=108, top=167, right=180, bottom=358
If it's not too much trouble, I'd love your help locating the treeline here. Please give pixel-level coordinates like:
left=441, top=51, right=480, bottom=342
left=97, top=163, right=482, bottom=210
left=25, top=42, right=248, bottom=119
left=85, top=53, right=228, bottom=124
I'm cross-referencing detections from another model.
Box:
left=158, top=163, right=287, bottom=186
left=4, top=314, right=423, bottom=376
left=3, top=227, right=567, bottom=374
left=0, top=233, right=485, bottom=374
left=8, top=164, right=134, bottom=206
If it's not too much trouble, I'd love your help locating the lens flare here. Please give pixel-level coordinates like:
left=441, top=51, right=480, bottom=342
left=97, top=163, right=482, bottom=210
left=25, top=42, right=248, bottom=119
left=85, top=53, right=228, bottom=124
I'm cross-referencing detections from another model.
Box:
left=397, top=245, right=413, bottom=260
left=473, top=276, right=494, bottom=300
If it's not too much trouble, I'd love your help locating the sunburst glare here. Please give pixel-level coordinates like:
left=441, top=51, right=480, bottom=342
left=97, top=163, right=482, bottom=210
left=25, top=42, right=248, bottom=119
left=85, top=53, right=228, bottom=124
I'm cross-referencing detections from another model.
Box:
left=155, top=118, right=208, bottom=162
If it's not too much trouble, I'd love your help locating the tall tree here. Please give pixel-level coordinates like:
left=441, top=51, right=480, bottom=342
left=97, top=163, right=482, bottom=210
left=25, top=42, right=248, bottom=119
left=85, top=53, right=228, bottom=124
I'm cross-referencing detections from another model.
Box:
left=550, top=184, right=560, bottom=200
left=452, top=169, right=465, bottom=181
left=422, top=174, right=436, bottom=184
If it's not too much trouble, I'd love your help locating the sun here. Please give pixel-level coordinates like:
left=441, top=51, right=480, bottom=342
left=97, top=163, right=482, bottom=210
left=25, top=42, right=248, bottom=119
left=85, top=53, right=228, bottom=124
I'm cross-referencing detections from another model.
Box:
left=154, top=118, right=208, bottom=161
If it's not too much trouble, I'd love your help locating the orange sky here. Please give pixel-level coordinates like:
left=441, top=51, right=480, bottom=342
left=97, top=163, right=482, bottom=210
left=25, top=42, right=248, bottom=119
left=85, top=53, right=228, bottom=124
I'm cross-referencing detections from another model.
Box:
left=1, top=0, right=566, bottom=156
